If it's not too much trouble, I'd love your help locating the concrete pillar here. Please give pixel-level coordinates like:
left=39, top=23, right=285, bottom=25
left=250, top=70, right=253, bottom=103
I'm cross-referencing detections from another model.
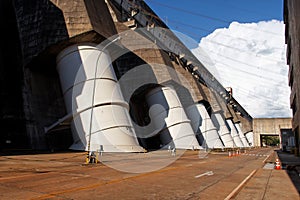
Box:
left=245, top=131, right=254, bottom=147
left=226, top=119, right=244, bottom=147
left=56, top=44, right=144, bottom=152
left=146, top=87, right=201, bottom=150
left=234, top=123, right=250, bottom=147
left=211, top=112, right=235, bottom=148
left=186, top=103, right=224, bottom=149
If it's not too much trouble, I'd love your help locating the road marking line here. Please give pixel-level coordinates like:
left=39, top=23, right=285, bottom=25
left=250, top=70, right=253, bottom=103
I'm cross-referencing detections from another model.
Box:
left=194, top=171, right=214, bottom=178
left=224, top=169, right=257, bottom=200
left=263, top=153, right=271, bottom=163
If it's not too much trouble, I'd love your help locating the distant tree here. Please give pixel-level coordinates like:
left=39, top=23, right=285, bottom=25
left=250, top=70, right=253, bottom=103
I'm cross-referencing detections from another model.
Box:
left=262, top=136, right=279, bottom=146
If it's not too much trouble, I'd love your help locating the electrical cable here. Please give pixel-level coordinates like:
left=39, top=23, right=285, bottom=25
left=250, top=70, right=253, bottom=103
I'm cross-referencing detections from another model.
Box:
left=130, top=1, right=286, bottom=66
left=145, top=0, right=282, bottom=36
left=123, top=0, right=290, bottom=111
left=168, top=26, right=285, bottom=68
left=204, top=49, right=286, bottom=76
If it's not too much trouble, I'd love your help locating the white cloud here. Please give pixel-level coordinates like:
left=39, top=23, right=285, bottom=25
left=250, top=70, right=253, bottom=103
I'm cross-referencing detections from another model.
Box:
left=191, top=20, right=292, bottom=118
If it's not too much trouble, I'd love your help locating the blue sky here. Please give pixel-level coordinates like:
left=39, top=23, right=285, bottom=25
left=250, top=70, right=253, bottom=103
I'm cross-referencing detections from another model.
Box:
left=144, top=0, right=284, bottom=43
left=144, top=0, right=290, bottom=118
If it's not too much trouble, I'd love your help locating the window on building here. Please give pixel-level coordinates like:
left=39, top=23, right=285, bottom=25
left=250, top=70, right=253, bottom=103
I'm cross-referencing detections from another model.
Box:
left=289, top=65, right=294, bottom=88
left=295, top=127, right=299, bottom=156
left=287, top=38, right=291, bottom=65
left=292, top=96, right=297, bottom=116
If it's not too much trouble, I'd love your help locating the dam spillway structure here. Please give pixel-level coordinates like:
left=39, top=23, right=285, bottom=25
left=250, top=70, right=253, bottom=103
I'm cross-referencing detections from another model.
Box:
left=234, top=122, right=250, bottom=147
left=0, top=0, right=253, bottom=151
left=186, top=102, right=224, bottom=149
left=145, top=86, right=201, bottom=150
left=245, top=131, right=254, bottom=147
left=56, top=43, right=144, bottom=152
left=226, top=119, right=244, bottom=148
left=211, top=111, right=235, bottom=148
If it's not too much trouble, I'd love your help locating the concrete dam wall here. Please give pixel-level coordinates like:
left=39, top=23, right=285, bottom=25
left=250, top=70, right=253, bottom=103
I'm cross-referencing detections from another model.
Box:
left=0, top=0, right=253, bottom=151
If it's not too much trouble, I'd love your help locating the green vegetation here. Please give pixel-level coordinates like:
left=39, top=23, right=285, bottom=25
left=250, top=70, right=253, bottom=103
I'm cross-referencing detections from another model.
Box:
left=262, top=136, right=280, bottom=146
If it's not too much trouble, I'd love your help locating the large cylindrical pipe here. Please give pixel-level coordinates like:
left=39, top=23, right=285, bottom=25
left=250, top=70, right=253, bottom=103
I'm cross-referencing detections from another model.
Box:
left=56, top=44, right=144, bottom=152
left=226, top=119, right=244, bottom=147
left=186, top=103, right=224, bottom=149
left=245, top=131, right=254, bottom=147
left=211, top=112, right=235, bottom=148
left=234, top=123, right=250, bottom=147
left=145, top=87, right=201, bottom=149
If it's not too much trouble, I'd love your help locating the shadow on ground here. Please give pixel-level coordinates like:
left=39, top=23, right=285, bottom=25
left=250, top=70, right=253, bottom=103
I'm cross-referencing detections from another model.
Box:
left=277, top=150, right=300, bottom=194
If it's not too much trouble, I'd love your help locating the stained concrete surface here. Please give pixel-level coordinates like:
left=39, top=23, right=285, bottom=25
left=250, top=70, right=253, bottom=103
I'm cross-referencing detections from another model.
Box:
left=0, top=148, right=299, bottom=199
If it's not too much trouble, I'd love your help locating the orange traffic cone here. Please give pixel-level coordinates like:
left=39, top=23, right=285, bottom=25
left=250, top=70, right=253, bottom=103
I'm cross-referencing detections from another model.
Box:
left=232, top=150, right=236, bottom=156
left=274, top=158, right=281, bottom=170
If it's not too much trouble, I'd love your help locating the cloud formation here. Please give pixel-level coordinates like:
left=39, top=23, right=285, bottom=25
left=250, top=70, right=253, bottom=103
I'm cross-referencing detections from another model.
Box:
left=192, top=20, right=291, bottom=118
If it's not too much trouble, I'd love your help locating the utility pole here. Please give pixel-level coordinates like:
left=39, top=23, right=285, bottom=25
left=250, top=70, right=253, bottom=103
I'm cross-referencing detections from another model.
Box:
left=86, top=36, right=121, bottom=164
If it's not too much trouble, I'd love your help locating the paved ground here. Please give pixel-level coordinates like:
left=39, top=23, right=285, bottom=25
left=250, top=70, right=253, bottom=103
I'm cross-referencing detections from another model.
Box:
left=0, top=147, right=299, bottom=199
left=277, top=150, right=300, bottom=194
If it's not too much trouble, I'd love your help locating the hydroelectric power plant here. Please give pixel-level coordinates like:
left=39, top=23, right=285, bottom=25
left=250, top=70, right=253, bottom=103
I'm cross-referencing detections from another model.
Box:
left=0, top=0, right=253, bottom=153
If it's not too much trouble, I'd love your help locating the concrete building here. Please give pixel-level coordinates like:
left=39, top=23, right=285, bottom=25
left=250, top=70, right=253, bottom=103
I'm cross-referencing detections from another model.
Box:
left=284, top=0, right=300, bottom=155
left=253, top=118, right=292, bottom=148
left=0, top=0, right=253, bottom=152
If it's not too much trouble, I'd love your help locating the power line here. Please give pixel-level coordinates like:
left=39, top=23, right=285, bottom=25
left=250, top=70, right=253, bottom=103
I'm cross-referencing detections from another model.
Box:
left=193, top=57, right=283, bottom=85
left=183, top=0, right=278, bottom=19
left=167, top=18, right=213, bottom=33
left=170, top=26, right=286, bottom=67
left=170, top=26, right=214, bottom=42
left=167, top=18, right=286, bottom=64
left=165, top=26, right=287, bottom=80
left=146, top=0, right=229, bottom=23
left=146, top=0, right=282, bottom=36
left=229, top=85, right=290, bottom=106
left=126, top=1, right=289, bottom=115
left=200, top=39, right=285, bottom=64
left=213, top=65, right=283, bottom=84
left=219, top=78, right=290, bottom=104
left=132, top=0, right=285, bottom=61
left=204, top=49, right=286, bottom=77
left=170, top=26, right=287, bottom=79
left=204, top=54, right=287, bottom=82
left=129, top=1, right=289, bottom=95
left=220, top=0, right=279, bottom=19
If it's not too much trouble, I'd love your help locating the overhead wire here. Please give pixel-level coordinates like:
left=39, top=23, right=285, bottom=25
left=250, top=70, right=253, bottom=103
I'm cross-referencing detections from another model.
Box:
left=128, top=0, right=290, bottom=108
left=145, top=0, right=282, bottom=37
left=145, top=0, right=228, bottom=23
left=200, top=56, right=287, bottom=87
left=220, top=0, right=278, bottom=19
left=217, top=77, right=290, bottom=106
left=183, top=0, right=278, bottom=19
left=166, top=19, right=286, bottom=63
left=128, top=1, right=285, bottom=76
left=227, top=82, right=290, bottom=105
left=192, top=49, right=285, bottom=84
left=167, top=25, right=285, bottom=67
left=232, top=88, right=290, bottom=108
left=136, top=1, right=288, bottom=83
left=167, top=18, right=213, bottom=34
left=168, top=26, right=287, bottom=80
left=204, top=49, right=286, bottom=77
left=199, top=39, right=285, bottom=64
left=134, top=1, right=285, bottom=66
left=213, top=65, right=283, bottom=84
